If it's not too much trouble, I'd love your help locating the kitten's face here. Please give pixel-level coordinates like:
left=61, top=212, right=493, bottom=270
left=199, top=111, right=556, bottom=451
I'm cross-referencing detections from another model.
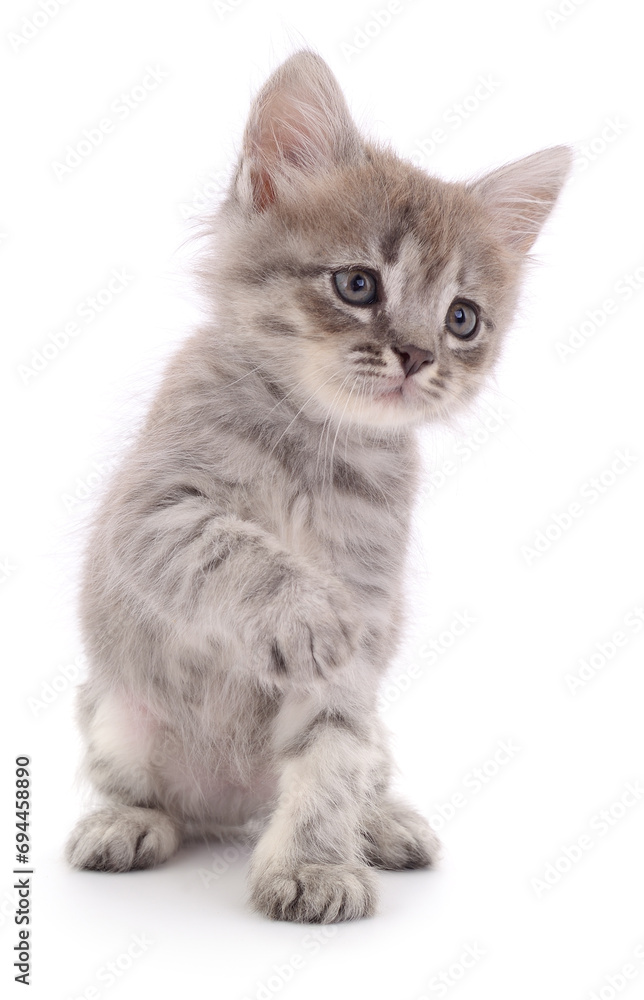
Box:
left=218, top=157, right=520, bottom=430
left=211, top=52, right=570, bottom=432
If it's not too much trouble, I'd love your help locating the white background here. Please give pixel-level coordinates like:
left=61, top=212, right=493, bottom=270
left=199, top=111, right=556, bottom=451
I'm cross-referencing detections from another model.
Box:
left=2, top=0, right=643, bottom=998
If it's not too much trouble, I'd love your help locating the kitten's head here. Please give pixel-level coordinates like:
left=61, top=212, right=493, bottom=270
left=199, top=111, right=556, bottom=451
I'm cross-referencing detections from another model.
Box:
left=209, top=51, right=570, bottom=431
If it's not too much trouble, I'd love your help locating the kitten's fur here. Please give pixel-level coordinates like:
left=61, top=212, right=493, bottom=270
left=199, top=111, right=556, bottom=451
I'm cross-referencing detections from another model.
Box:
left=66, top=51, right=570, bottom=922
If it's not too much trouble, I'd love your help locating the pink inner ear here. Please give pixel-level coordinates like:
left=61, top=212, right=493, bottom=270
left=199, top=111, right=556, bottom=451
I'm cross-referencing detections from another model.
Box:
left=238, top=52, right=363, bottom=213
left=250, top=165, right=277, bottom=212
left=247, top=94, right=336, bottom=211
left=248, top=110, right=308, bottom=211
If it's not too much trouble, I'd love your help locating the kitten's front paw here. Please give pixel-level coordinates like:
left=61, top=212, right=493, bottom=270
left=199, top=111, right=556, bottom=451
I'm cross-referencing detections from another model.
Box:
left=249, top=862, right=378, bottom=923
left=264, top=575, right=360, bottom=686
left=65, top=805, right=180, bottom=872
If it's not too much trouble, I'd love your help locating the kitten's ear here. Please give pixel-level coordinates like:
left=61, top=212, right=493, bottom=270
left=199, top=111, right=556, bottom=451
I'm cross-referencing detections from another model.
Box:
left=235, top=50, right=364, bottom=212
left=469, top=146, right=572, bottom=253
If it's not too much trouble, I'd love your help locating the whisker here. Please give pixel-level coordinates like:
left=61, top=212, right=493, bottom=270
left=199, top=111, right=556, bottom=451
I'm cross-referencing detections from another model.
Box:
left=262, top=359, right=340, bottom=418
left=328, top=373, right=361, bottom=478
left=218, top=364, right=264, bottom=391
left=318, top=372, right=356, bottom=487
left=265, top=365, right=347, bottom=463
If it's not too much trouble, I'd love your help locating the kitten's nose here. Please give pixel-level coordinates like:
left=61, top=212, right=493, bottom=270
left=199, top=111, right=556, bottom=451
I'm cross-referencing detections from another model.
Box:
left=392, top=344, right=434, bottom=377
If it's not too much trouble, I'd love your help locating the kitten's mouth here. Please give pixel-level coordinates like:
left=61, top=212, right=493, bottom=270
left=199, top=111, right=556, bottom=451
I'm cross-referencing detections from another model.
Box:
left=372, top=375, right=415, bottom=403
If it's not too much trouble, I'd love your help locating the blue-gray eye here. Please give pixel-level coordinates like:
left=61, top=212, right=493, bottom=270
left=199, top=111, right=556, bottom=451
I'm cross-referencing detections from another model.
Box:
left=333, top=269, right=377, bottom=305
left=446, top=301, right=479, bottom=339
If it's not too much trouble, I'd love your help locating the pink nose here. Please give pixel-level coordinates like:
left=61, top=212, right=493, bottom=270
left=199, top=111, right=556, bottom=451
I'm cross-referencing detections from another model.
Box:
left=392, top=344, right=434, bottom=377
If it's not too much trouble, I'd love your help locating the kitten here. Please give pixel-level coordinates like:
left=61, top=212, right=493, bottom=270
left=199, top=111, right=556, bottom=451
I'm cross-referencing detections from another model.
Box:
left=65, top=50, right=570, bottom=922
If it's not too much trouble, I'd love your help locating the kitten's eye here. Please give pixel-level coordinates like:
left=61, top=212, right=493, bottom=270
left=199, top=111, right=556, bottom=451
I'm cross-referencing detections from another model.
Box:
left=445, top=301, right=479, bottom=339
left=333, top=269, right=377, bottom=305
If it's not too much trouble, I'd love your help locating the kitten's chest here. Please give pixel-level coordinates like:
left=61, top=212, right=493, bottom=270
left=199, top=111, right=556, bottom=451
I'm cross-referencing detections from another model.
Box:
left=261, top=450, right=415, bottom=593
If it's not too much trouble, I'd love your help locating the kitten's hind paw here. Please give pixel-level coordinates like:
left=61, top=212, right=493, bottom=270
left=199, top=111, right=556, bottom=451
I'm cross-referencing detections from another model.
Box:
left=249, top=861, right=378, bottom=923
left=65, top=805, right=180, bottom=873
left=362, top=801, right=441, bottom=870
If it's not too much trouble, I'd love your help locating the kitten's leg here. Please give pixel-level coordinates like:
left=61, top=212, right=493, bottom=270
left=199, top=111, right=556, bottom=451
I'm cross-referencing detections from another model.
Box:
left=65, top=689, right=181, bottom=873
left=248, top=692, right=379, bottom=923
left=70, top=510, right=360, bottom=873
left=359, top=726, right=441, bottom=871
left=93, top=506, right=359, bottom=692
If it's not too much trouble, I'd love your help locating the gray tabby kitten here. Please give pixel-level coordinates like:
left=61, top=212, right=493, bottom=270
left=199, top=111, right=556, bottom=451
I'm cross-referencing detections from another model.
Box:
left=66, top=51, right=570, bottom=923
